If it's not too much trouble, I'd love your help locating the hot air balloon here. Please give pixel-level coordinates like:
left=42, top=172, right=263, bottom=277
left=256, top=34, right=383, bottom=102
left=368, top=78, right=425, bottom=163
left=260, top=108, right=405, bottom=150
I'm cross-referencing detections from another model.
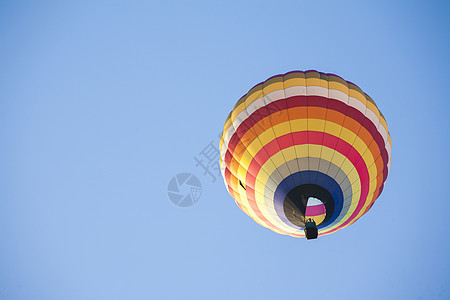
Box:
left=219, top=70, right=391, bottom=239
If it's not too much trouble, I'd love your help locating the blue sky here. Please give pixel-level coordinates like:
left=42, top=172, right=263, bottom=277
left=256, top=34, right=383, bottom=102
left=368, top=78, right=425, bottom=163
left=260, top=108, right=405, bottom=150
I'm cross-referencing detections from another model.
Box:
left=1, top=1, right=449, bottom=299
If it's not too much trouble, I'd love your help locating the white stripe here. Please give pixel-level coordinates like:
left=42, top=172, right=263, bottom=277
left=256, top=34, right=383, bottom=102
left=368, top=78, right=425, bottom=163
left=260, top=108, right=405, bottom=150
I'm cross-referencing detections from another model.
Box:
left=306, top=85, right=329, bottom=97
left=348, top=96, right=367, bottom=113
left=285, top=85, right=306, bottom=97
left=307, top=197, right=323, bottom=206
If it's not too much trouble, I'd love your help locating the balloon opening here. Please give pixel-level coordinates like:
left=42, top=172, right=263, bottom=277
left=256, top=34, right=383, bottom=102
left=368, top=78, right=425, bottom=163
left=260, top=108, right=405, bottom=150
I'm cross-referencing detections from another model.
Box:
left=283, top=184, right=334, bottom=233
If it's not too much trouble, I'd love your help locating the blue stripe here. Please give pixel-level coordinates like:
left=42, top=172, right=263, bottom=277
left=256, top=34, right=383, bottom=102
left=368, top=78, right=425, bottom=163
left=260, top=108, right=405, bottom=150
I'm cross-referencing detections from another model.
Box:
left=273, top=171, right=344, bottom=228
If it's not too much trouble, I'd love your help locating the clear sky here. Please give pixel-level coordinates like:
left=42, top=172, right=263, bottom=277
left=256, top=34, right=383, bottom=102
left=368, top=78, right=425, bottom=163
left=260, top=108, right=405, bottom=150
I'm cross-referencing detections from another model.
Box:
left=1, top=1, right=449, bottom=299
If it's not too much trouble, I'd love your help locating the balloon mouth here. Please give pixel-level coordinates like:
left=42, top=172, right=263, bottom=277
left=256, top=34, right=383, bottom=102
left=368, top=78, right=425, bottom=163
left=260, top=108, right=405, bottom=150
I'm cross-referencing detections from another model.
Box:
left=283, top=184, right=334, bottom=228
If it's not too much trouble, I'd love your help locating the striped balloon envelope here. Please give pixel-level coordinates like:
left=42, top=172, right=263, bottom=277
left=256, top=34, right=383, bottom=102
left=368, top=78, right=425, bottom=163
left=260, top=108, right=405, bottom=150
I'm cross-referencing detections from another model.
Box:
left=219, top=70, right=391, bottom=238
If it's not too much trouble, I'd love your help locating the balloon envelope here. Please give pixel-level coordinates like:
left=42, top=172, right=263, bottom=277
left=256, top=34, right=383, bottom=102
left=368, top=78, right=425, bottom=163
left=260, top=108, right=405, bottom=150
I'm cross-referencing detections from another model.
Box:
left=219, top=70, right=391, bottom=238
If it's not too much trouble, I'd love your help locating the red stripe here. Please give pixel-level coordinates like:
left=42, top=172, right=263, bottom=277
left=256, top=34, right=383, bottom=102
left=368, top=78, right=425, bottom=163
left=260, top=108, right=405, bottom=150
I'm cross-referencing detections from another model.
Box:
left=305, top=205, right=326, bottom=216
left=224, top=95, right=388, bottom=179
